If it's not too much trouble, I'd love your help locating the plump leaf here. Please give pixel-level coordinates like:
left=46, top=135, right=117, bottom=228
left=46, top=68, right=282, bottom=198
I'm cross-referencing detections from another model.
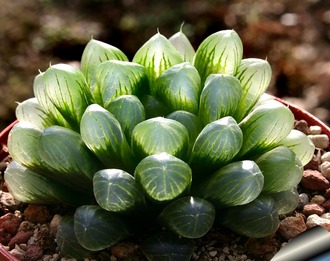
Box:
left=33, top=72, right=70, bottom=128
left=81, top=38, right=129, bottom=104
left=233, top=58, right=272, bottom=122
left=217, top=194, right=279, bottom=238
left=255, top=146, right=303, bottom=193
left=198, top=74, right=242, bottom=125
left=134, top=153, right=192, bottom=203
left=132, top=31, right=183, bottom=92
left=5, top=161, right=93, bottom=206
left=57, top=216, right=96, bottom=259
left=267, top=187, right=299, bottom=215
left=74, top=205, right=131, bottom=251
left=96, top=60, right=149, bottom=108
left=236, top=99, right=295, bottom=159
left=131, top=117, right=190, bottom=162
left=158, top=196, right=215, bottom=238
left=278, top=129, right=315, bottom=166
left=154, top=62, right=201, bottom=115
left=38, top=125, right=103, bottom=194
left=189, top=116, right=243, bottom=174
left=194, top=160, right=264, bottom=209
left=169, top=25, right=195, bottom=63
left=80, top=104, right=136, bottom=172
left=140, top=95, right=170, bottom=119
left=141, top=231, right=194, bottom=261
left=166, top=110, right=203, bottom=148
left=93, top=169, right=145, bottom=214
left=43, top=63, right=93, bottom=131
left=15, top=97, right=55, bottom=129
left=193, top=30, right=243, bottom=84
left=106, top=95, right=145, bottom=144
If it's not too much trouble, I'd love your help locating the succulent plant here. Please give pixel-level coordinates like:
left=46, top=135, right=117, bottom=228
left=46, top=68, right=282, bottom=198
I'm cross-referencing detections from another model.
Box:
left=5, top=28, right=315, bottom=260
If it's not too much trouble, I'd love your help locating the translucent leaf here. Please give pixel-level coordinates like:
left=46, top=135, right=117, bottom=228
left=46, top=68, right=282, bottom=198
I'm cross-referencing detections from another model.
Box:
left=80, top=104, right=136, bottom=172
left=233, top=58, right=272, bottom=122
left=198, top=74, right=242, bottom=125
left=96, top=60, right=149, bottom=108
left=134, top=152, right=192, bottom=203
left=255, top=146, right=303, bottom=193
left=169, top=25, right=195, bottom=63
left=268, top=187, right=299, bottom=215
left=74, top=205, right=131, bottom=251
left=43, top=64, right=93, bottom=132
left=15, top=97, right=55, bottom=129
left=81, top=38, right=129, bottom=104
left=154, top=62, right=201, bottom=115
left=132, top=31, right=183, bottom=93
left=93, top=169, right=145, bottom=214
left=158, top=196, right=215, bottom=238
left=194, top=160, right=264, bottom=209
left=189, top=116, right=243, bottom=174
left=193, top=30, right=243, bottom=84
left=131, top=117, right=189, bottom=162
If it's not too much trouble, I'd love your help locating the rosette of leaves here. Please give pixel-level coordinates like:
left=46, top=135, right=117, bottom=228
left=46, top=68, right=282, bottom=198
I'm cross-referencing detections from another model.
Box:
left=5, top=27, right=315, bottom=261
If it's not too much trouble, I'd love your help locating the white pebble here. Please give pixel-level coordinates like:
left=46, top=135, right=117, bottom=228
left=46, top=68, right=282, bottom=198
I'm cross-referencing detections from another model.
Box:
left=52, top=253, right=61, bottom=261
left=240, top=254, right=248, bottom=260
left=321, top=152, right=330, bottom=162
left=42, top=255, right=52, bottom=261
left=308, top=134, right=329, bottom=149
left=10, top=249, right=25, bottom=260
left=306, top=214, right=330, bottom=231
left=320, top=161, right=330, bottom=179
left=311, top=195, right=326, bottom=205
left=310, top=125, right=322, bottom=135
left=209, top=250, right=218, bottom=257
left=320, top=213, right=330, bottom=220
left=223, top=246, right=230, bottom=255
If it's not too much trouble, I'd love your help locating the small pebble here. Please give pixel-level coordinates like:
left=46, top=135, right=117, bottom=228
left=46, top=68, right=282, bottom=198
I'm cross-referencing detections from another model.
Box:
left=310, top=125, right=322, bottom=135
left=297, top=193, right=309, bottom=209
left=43, top=255, right=52, bottom=261
left=302, top=203, right=325, bottom=216
left=320, top=161, right=330, bottom=179
left=311, top=195, right=326, bottom=205
left=308, top=134, right=329, bottom=149
left=306, top=214, right=330, bottom=231
left=321, top=152, right=330, bottom=163
left=209, top=250, right=217, bottom=257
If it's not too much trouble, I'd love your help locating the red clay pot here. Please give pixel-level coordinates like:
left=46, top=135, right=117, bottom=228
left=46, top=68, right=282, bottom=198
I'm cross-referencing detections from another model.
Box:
left=0, top=98, right=329, bottom=261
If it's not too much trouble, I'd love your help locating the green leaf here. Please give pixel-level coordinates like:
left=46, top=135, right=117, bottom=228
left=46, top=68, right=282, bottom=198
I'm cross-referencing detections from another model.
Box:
left=255, top=146, right=303, bottom=193
left=80, top=104, right=136, bottom=172
left=232, top=58, right=272, bottom=122
left=57, top=216, right=97, bottom=259
left=131, top=117, right=190, bottom=162
left=134, top=152, right=192, bottom=203
left=194, top=160, right=264, bottom=209
left=15, top=97, right=55, bottom=129
left=154, top=62, right=201, bottom=115
left=33, top=71, right=70, bottom=128
left=166, top=110, right=203, bottom=148
left=38, top=125, right=103, bottom=194
left=217, top=194, right=279, bottom=238
left=141, top=231, right=194, bottom=261
left=158, top=196, right=215, bottom=238
left=267, top=187, right=299, bottom=215
left=5, top=161, right=92, bottom=206
left=236, top=99, right=295, bottom=159
left=278, top=129, right=315, bottom=166
left=96, top=60, right=149, bottom=108
left=140, top=95, right=171, bottom=119
left=43, top=63, right=93, bottom=132
left=105, top=95, right=145, bottom=144
left=93, top=169, right=145, bottom=214
left=132, top=31, right=183, bottom=92
left=81, top=38, right=129, bottom=104
left=74, top=205, right=131, bottom=251
left=198, top=74, right=242, bottom=125
left=189, top=116, right=243, bottom=174
left=193, top=30, right=243, bottom=85
left=169, top=25, right=195, bottom=63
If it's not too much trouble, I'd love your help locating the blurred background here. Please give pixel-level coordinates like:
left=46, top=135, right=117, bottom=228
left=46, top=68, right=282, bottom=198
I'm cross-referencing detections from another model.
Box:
left=1, top=0, right=330, bottom=131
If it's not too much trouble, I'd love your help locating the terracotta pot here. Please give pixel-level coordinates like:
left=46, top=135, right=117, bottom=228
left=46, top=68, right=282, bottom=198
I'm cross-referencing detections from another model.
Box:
left=0, top=98, right=329, bottom=261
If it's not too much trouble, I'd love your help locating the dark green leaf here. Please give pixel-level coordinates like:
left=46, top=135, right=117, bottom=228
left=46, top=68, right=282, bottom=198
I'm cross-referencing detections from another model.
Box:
left=267, top=187, right=299, bottom=215
left=158, top=196, right=215, bottom=238
left=74, top=205, right=131, bottom=251
left=140, top=95, right=170, bottom=119
left=141, top=231, right=194, bottom=261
